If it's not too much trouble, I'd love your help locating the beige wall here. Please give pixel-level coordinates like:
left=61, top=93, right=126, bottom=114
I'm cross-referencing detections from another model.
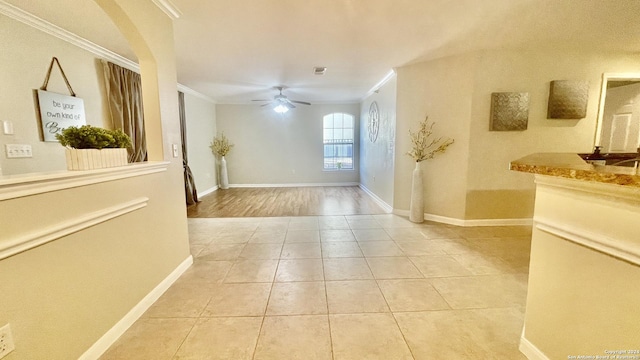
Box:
left=394, top=49, right=640, bottom=221
left=360, top=75, right=397, bottom=207
left=466, top=49, right=640, bottom=220
left=522, top=176, right=640, bottom=358
left=0, top=171, right=190, bottom=360
left=0, top=14, right=112, bottom=175
left=0, top=1, right=191, bottom=358
left=395, top=55, right=474, bottom=219
left=184, top=93, right=217, bottom=194
left=216, top=103, right=360, bottom=185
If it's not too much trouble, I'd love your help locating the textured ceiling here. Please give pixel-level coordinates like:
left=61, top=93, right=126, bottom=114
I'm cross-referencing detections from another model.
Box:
left=5, top=0, right=640, bottom=104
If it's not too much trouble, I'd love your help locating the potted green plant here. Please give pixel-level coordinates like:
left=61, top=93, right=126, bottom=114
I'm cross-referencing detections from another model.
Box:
left=56, top=125, right=132, bottom=170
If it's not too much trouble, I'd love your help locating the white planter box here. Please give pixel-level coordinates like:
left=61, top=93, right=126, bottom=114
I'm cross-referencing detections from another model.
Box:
left=65, top=148, right=128, bottom=170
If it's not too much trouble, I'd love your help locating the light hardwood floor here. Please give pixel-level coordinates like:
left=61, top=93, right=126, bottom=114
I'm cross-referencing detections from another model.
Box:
left=187, top=186, right=388, bottom=218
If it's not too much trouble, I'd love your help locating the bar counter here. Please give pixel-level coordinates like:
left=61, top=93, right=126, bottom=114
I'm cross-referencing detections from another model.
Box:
left=509, top=152, right=640, bottom=359
left=510, top=152, right=640, bottom=187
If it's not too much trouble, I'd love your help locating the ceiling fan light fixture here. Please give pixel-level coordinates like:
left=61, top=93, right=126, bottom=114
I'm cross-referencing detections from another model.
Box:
left=273, top=104, right=289, bottom=113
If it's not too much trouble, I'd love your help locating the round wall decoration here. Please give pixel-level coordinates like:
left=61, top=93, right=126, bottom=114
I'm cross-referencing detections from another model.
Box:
left=368, top=101, right=380, bottom=143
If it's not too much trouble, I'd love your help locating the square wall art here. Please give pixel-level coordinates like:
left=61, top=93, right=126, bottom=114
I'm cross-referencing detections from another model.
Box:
left=490, top=92, right=530, bottom=131
left=547, top=80, right=589, bottom=119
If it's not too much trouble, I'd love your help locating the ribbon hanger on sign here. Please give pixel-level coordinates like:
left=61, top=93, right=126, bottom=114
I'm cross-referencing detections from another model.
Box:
left=40, top=57, right=76, bottom=96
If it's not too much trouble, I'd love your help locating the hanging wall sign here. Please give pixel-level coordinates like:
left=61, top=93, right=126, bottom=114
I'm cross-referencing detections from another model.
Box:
left=36, top=90, right=86, bottom=141
left=35, top=57, right=86, bottom=142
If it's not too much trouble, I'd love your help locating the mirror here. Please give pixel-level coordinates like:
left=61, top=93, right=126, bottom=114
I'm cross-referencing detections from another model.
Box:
left=594, top=73, right=640, bottom=153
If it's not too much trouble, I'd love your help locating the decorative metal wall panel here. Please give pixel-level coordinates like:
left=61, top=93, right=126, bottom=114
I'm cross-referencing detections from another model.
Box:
left=368, top=101, right=380, bottom=142
left=547, top=80, right=589, bottom=119
left=490, top=92, right=529, bottom=131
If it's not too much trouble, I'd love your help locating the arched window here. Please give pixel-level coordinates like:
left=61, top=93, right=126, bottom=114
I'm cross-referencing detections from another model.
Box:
left=323, top=113, right=354, bottom=170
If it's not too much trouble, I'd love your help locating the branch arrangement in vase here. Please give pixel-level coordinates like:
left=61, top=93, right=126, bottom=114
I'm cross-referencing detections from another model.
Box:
left=209, top=132, right=234, bottom=157
left=406, top=116, right=454, bottom=162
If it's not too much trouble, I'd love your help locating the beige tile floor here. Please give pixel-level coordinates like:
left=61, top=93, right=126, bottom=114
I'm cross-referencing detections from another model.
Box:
left=100, top=214, right=531, bottom=360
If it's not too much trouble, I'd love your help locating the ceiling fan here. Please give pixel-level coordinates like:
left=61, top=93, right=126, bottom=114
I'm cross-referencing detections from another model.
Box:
left=252, top=86, right=311, bottom=113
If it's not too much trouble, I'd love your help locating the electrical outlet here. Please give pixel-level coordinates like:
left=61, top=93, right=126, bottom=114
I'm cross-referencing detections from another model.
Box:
left=0, top=324, right=15, bottom=359
left=5, top=144, right=32, bottom=158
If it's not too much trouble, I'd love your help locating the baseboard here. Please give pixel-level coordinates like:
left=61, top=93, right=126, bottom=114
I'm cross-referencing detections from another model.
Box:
left=358, top=184, right=393, bottom=213
left=392, top=209, right=532, bottom=227
left=197, top=185, right=218, bottom=198
left=519, top=334, right=549, bottom=360
left=79, top=255, right=194, bottom=360
left=229, top=182, right=360, bottom=188
left=463, top=217, right=533, bottom=226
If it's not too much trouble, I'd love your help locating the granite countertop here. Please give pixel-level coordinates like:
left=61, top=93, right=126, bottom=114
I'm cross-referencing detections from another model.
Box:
left=510, top=153, right=640, bottom=187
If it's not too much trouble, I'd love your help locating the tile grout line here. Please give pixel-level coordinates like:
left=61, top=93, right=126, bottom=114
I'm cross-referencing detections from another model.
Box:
left=169, top=224, right=238, bottom=359
left=375, top=224, right=426, bottom=359
left=321, top=223, right=337, bottom=360
left=169, top=318, right=199, bottom=359
left=250, top=247, right=281, bottom=360
left=377, top=222, right=417, bottom=359
left=389, top=311, right=418, bottom=360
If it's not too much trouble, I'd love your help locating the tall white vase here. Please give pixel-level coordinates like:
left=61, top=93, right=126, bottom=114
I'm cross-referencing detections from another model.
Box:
left=220, top=156, right=229, bottom=190
left=409, top=161, right=424, bottom=223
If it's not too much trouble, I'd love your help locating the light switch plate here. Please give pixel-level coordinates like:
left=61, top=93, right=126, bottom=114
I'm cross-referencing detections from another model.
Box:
left=0, top=323, right=15, bottom=359
left=2, top=121, right=13, bottom=135
left=172, top=144, right=179, bottom=158
left=5, top=144, right=32, bottom=158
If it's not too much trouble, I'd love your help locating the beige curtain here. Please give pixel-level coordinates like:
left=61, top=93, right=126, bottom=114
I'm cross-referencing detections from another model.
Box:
left=102, top=60, right=146, bottom=162
left=179, top=92, right=199, bottom=205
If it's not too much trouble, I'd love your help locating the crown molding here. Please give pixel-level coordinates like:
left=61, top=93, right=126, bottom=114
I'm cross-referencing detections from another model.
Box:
left=363, top=69, right=397, bottom=100
left=0, top=1, right=215, bottom=103
left=0, top=0, right=139, bottom=72
left=152, top=0, right=182, bottom=19
left=178, top=84, right=217, bottom=104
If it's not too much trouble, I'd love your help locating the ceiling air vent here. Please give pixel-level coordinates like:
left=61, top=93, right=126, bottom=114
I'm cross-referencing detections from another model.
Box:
left=313, top=67, right=327, bottom=75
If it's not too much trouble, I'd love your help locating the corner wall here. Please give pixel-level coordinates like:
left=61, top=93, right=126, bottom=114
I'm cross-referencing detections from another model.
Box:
left=0, top=1, right=191, bottom=358
left=184, top=93, right=217, bottom=194
left=466, top=49, right=640, bottom=220
left=0, top=14, right=112, bottom=175
left=395, top=54, right=475, bottom=220
left=394, top=49, right=640, bottom=222
left=360, top=75, right=397, bottom=208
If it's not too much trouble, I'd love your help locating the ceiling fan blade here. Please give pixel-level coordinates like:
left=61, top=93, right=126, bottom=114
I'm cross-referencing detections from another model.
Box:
left=252, top=99, right=270, bottom=102
left=285, top=102, right=296, bottom=109
left=261, top=102, right=273, bottom=107
left=290, top=100, right=311, bottom=105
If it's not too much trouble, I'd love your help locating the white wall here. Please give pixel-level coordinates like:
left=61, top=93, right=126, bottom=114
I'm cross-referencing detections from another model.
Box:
left=360, top=75, right=397, bottom=208
left=184, top=93, right=217, bottom=194
left=216, top=103, right=360, bottom=185
left=0, top=14, right=111, bottom=175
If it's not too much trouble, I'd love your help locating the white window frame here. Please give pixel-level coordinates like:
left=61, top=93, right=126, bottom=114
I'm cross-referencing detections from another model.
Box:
left=323, top=112, right=355, bottom=171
